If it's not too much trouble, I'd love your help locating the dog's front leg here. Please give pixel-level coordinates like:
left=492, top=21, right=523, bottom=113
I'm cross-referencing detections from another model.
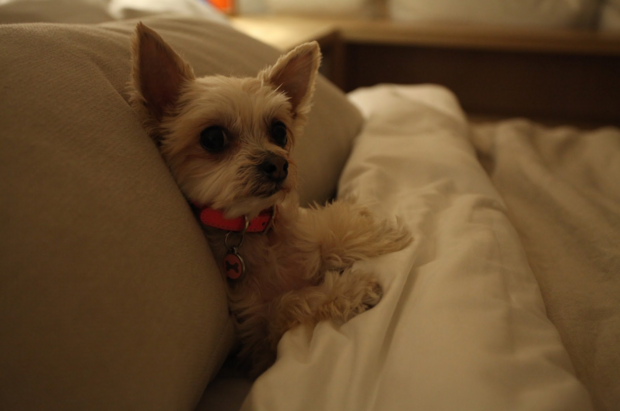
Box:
left=295, top=200, right=412, bottom=272
left=266, top=269, right=382, bottom=349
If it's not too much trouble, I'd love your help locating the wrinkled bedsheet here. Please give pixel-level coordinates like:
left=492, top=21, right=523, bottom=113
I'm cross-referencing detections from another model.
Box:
left=472, top=119, right=620, bottom=411
left=240, top=85, right=593, bottom=411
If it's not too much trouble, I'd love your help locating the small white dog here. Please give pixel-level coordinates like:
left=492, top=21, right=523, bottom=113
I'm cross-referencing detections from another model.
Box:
left=129, top=23, right=411, bottom=375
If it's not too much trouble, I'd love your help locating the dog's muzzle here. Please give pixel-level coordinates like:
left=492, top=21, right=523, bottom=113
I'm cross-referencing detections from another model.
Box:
left=259, top=153, right=288, bottom=183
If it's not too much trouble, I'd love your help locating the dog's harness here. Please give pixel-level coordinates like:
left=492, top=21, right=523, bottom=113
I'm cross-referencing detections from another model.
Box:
left=198, top=206, right=277, bottom=280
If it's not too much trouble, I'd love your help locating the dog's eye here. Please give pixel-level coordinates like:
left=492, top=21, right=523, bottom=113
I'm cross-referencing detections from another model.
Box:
left=200, top=126, right=227, bottom=152
left=271, top=121, right=287, bottom=147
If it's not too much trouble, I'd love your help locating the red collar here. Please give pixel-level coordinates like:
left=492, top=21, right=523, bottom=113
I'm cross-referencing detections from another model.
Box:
left=198, top=206, right=276, bottom=233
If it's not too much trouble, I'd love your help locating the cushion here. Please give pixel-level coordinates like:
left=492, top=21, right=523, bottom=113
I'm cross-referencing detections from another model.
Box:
left=388, top=0, right=599, bottom=29
left=0, top=0, right=228, bottom=24
left=0, top=16, right=362, bottom=411
left=0, top=0, right=113, bottom=24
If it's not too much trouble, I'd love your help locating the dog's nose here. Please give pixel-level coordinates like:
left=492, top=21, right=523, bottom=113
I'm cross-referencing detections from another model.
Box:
left=259, top=154, right=288, bottom=183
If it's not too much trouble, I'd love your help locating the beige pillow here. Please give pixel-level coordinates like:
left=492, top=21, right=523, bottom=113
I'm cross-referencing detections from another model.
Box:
left=0, top=16, right=362, bottom=411
left=0, top=0, right=114, bottom=24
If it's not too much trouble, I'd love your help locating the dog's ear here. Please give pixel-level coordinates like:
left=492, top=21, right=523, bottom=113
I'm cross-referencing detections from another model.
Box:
left=261, top=41, right=321, bottom=117
left=130, top=22, right=195, bottom=124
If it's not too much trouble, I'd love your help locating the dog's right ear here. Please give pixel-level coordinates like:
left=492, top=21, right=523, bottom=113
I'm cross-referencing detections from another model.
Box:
left=130, top=22, right=195, bottom=132
left=260, top=42, right=321, bottom=120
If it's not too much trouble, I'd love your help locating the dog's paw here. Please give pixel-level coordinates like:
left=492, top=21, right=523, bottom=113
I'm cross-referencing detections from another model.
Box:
left=321, top=270, right=384, bottom=321
left=348, top=203, right=413, bottom=256
left=356, top=206, right=373, bottom=220
left=386, top=218, right=414, bottom=251
left=365, top=217, right=413, bottom=258
left=361, top=278, right=383, bottom=310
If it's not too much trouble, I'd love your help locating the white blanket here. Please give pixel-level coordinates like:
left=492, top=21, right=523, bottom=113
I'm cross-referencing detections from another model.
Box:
left=472, top=119, right=620, bottom=411
left=241, top=85, right=592, bottom=410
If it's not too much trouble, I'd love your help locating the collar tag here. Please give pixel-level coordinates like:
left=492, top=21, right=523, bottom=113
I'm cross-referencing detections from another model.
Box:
left=197, top=206, right=277, bottom=281
left=224, top=249, right=245, bottom=280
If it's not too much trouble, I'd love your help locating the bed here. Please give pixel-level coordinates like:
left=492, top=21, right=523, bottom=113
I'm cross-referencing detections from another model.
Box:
left=0, top=1, right=618, bottom=411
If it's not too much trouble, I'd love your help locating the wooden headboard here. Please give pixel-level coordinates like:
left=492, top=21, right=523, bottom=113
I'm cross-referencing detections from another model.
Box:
left=335, top=19, right=620, bottom=127
left=232, top=16, right=620, bottom=127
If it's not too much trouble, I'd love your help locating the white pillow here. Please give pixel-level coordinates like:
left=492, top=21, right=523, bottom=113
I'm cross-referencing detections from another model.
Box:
left=599, top=0, right=620, bottom=30
left=263, top=0, right=376, bottom=17
left=108, top=0, right=228, bottom=23
left=388, top=0, right=599, bottom=29
left=0, top=0, right=229, bottom=24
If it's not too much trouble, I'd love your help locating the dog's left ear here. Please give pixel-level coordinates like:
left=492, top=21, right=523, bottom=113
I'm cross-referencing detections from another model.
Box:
left=261, top=41, right=321, bottom=117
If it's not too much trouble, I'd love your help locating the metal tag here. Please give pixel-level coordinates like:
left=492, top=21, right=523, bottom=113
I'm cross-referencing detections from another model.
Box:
left=224, top=248, right=245, bottom=280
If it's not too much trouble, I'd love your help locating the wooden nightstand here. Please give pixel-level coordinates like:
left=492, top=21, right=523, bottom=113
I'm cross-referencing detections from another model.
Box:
left=230, top=16, right=345, bottom=88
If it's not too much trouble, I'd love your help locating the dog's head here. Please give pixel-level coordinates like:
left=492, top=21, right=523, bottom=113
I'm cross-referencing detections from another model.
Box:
left=129, top=23, right=321, bottom=218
